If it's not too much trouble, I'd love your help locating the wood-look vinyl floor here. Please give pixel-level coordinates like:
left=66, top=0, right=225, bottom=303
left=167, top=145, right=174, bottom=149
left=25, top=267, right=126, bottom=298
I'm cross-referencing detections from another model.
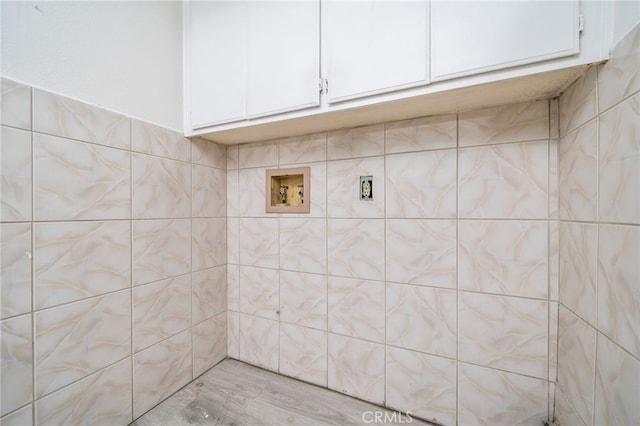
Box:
left=131, top=358, right=433, bottom=426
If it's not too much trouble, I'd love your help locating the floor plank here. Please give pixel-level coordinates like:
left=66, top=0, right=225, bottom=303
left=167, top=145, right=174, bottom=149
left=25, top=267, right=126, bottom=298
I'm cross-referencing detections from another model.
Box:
left=131, top=359, right=433, bottom=426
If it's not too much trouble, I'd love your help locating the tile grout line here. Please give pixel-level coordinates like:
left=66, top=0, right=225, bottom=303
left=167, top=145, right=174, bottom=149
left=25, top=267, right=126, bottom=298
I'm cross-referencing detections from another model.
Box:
left=129, top=117, right=135, bottom=423
left=455, top=111, right=460, bottom=426
left=546, top=99, right=551, bottom=419
left=592, top=66, right=601, bottom=426
left=30, top=84, right=37, bottom=425
left=382, top=123, right=387, bottom=408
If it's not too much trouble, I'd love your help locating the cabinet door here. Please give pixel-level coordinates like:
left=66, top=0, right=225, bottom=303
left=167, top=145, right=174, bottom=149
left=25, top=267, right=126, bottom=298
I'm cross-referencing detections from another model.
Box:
left=326, top=1, right=429, bottom=103
left=188, top=1, right=246, bottom=128
left=431, top=1, right=580, bottom=81
left=246, top=1, right=320, bottom=118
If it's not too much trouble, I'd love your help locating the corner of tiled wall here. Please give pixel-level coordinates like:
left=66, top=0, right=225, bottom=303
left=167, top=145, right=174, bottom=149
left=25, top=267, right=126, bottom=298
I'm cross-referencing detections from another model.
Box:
left=554, top=22, right=640, bottom=426
left=226, top=89, right=559, bottom=423
left=0, top=78, right=228, bottom=425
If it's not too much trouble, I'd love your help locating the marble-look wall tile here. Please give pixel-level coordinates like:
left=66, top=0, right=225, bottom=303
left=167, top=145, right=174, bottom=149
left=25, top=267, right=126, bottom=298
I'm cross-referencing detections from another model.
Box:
left=328, top=334, right=384, bottom=404
left=279, top=323, right=327, bottom=386
left=286, top=162, right=327, bottom=218
left=279, top=271, right=327, bottom=330
left=1, top=314, right=32, bottom=416
left=598, top=224, right=640, bottom=358
left=35, top=290, right=131, bottom=398
left=133, top=329, right=192, bottom=419
left=237, top=167, right=267, bottom=217
left=459, top=220, right=548, bottom=298
left=559, top=222, right=597, bottom=326
left=328, top=277, right=385, bottom=343
left=239, top=217, right=278, bottom=268
left=34, top=133, right=130, bottom=221
left=549, top=139, right=559, bottom=218
left=132, top=119, right=191, bottom=162
left=132, top=219, right=191, bottom=286
left=227, top=169, right=239, bottom=217
left=598, top=24, right=640, bottom=113
left=133, top=275, right=191, bottom=352
left=226, top=145, right=239, bottom=170
left=279, top=218, right=326, bottom=274
left=239, top=314, right=279, bottom=371
left=227, top=264, right=240, bottom=312
left=386, top=150, right=456, bottom=219
left=549, top=302, right=559, bottom=382
left=458, top=362, right=548, bottom=425
left=550, top=98, right=559, bottom=139
left=1, top=126, right=31, bottom=221
left=227, top=311, right=240, bottom=359
left=192, top=266, right=226, bottom=324
left=459, top=292, right=548, bottom=379
left=192, top=165, right=226, bottom=218
left=33, top=89, right=130, bottom=150
left=387, top=219, right=456, bottom=288
left=327, top=124, right=384, bottom=160
left=549, top=220, right=559, bottom=301
left=239, top=266, right=279, bottom=320
left=557, top=306, right=596, bottom=426
left=1, top=78, right=31, bottom=130
left=599, top=93, right=639, bottom=224
left=327, top=219, right=384, bottom=281
left=558, top=119, right=598, bottom=221
left=238, top=141, right=278, bottom=168
left=227, top=217, right=240, bottom=265
left=1, top=404, right=32, bottom=426
left=279, top=133, right=327, bottom=164
left=34, top=221, right=130, bottom=309
left=459, top=140, right=548, bottom=219
left=193, top=313, right=226, bottom=377
left=327, top=156, right=385, bottom=218
left=385, top=113, right=457, bottom=154
left=1, top=223, right=31, bottom=319
left=594, top=333, right=640, bottom=426
left=192, top=137, right=226, bottom=170
left=554, top=385, right=588, bottom=426
left=559, top=67, right=598, bottom=136
left=386, top=347, right=456, bottom=425
left=387, top=283, right=456, bottom=358
left=459, top=100, right=549, bottom=147
left=36, top=358, right=132, bottom=426
left=131, top=153, right=191, bottom=219
left=192, top=218, right=226, bottom=271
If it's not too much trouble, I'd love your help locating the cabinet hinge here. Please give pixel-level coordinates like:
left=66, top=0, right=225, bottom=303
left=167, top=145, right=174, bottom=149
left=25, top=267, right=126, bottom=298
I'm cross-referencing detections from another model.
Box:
left=578, top=13, right=584, bottom=36
left=319, top=78, right=328, bottom=94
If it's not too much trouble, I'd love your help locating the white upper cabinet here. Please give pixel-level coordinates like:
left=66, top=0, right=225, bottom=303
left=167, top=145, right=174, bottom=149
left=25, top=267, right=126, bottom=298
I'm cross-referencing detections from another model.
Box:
left=185, top=0, right=609, bottom=142
left=246, top=1, right=320, bottom=118
left=325, top=1, right=429, bottom=103
left=431, top=0, right=580, bottom=81
left=186, top=1, right=320, bottom=129
left=187, top=1, right=246, bottom=128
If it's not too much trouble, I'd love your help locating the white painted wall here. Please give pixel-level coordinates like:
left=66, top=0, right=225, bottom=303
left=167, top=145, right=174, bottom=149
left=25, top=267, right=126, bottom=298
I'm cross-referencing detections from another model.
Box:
left=612, top=0, right=640, bottom=46
left=1, top=1, right=183, bottom=131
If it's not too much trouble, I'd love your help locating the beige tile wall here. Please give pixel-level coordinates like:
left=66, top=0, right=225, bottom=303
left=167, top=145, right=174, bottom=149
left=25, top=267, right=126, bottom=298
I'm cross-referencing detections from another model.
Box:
left=227, top=97, right=558, bottom=423
left=555, top=24, right=640, bottom=426
left=0, top=80, right=227, bottom=424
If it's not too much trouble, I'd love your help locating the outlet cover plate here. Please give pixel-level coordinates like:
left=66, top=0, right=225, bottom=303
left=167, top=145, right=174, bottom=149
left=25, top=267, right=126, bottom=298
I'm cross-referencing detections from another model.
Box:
left=360, top=175, right=373, bottom=200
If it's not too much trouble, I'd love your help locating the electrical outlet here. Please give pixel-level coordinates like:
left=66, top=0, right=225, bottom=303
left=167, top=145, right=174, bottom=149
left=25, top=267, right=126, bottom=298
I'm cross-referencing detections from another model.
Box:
left=360, top=176, right=373, bottom=200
